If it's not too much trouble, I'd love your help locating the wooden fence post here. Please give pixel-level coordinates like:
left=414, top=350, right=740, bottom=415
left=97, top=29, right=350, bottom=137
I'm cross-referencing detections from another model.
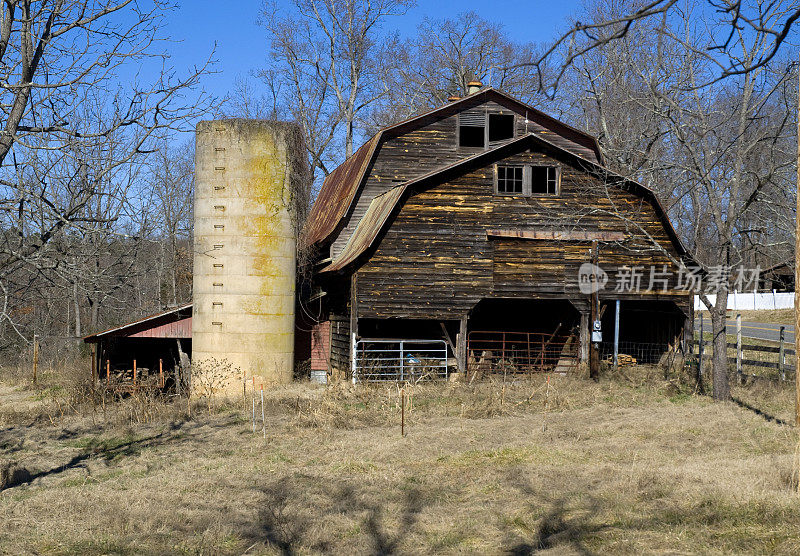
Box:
left=613, top=299, right=620, bottom=370
left=780, top=326, right=786, bottom=381
left=736, top=314, right=743, bottom=384
left=698, top=316, right=704, bottom=377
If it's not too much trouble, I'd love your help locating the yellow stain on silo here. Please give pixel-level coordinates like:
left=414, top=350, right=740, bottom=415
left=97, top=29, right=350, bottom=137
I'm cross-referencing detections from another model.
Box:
left=192, top=120, right=299, bottom=393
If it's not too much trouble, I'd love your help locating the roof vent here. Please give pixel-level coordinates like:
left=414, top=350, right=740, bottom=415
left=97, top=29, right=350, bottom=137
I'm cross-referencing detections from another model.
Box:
left=448, top=95, right=461, bottom=102
left=467, top=80, right=483, bottom=95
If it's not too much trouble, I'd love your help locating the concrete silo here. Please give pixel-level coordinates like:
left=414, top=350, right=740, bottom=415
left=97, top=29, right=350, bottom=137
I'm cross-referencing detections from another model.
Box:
left=193, top=120, right=302, bottom=390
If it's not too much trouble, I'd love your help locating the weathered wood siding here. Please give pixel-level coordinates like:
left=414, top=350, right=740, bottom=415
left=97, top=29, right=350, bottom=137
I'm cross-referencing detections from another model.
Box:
left=329, top=310, right=351, bottom=373
left=355, top=146, right=689, bottom=320
left=331, top=100, right=598, bottom=258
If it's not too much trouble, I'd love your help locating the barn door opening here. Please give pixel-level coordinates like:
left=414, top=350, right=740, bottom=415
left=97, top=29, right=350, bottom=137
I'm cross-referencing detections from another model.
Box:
left=467, top=299, right=580, bottom=375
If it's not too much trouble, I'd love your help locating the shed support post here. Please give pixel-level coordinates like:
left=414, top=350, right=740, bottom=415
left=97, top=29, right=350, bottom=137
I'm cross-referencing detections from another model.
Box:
left=350, top=273, right=358, bottom=384
left=684, top=303, right=694, bottom=352
left=456, top=316, right=468, bottom=374
left=90, top=344, right=97, bottom=385
left=780, top=326, right=786, bottom=381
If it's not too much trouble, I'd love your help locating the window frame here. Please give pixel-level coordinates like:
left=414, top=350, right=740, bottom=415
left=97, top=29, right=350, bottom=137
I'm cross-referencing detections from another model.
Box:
left=458, top=110, right=516, bottom=150
left=493, top=163, right=561, bottom=197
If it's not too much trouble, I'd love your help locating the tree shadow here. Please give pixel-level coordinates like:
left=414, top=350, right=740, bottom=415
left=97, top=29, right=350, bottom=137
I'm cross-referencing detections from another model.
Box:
left=243, top=475, right=424, bottom=555
left=0, top=415, right=238, bottom=491
left=504, top=470, right=607, bottom=555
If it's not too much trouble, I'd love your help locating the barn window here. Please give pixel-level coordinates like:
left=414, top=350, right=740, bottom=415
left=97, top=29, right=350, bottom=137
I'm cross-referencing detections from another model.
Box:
left=531, top=166, right=559, bottom=195
left=496, top=165, right=524, bottom=194
left=488, top=114, right=515, bottom=142
left=459, top=111, right=516, bottom=148
left=458, top=111, right=486, bottom=148
left=495, top=164, right=560, bottom=196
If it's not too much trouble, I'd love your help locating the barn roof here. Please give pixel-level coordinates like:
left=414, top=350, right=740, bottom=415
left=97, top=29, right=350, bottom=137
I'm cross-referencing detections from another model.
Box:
left=302, top=87, right=603, bottom=249
left=83, top=304, right=192, bottom=343
left=319, top=132, right=692, bottom=274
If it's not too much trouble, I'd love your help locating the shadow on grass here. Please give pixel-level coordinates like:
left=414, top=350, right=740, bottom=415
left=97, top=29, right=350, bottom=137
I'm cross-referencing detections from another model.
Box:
left=731, top=396, right=790, bottom=426
left=0, top=414, right=240, bottom=491
left=505, top=470, right=606, bottom=555
left=244, top=475, right=424, bottom=555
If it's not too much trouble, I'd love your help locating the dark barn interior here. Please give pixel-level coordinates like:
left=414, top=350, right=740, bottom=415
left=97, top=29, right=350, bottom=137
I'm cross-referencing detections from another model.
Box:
left=83, top=304, right=192, bottom=393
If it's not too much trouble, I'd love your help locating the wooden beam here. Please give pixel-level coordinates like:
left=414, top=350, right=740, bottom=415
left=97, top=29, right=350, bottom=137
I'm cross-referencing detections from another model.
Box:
left=456, top=316, right=468, bottom=373
left=486, top=229, right=626, bottom=241
left=439, top=322, right=457, bottom=356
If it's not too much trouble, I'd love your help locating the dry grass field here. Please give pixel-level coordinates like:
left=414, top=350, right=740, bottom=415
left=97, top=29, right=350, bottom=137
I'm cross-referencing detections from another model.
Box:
left=698, top=308, right=795, bottom=325
left=2, top=364, right=800, bottom=555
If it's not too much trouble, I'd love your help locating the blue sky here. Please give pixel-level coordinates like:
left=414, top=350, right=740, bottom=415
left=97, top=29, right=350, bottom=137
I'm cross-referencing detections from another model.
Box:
left=166, top=1, right=583, bottom=104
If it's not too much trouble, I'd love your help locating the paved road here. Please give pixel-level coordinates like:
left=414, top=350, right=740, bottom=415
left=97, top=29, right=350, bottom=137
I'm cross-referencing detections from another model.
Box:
left=696, top=319, right=794, bottom=344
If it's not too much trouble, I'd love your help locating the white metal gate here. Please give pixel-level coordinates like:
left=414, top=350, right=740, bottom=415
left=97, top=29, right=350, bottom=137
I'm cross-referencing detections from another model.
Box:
left=353, top=339, right=449, bottom=383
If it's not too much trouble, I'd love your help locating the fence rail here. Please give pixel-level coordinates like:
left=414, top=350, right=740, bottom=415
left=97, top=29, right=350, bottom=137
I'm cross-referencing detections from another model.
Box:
left=693, top=336, right=795, bottom=382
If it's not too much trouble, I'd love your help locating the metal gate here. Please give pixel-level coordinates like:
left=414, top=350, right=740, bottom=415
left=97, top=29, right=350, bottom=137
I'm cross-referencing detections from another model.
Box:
left=354, top=339, right=449, bottom=383
left=467, top=331, right=578, bottom=375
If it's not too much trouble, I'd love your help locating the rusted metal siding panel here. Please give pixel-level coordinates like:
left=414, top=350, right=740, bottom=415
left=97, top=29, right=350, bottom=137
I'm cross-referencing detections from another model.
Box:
left=128, top=317, right=192, bottom=339
left=83, top=305, right=192, bottom=343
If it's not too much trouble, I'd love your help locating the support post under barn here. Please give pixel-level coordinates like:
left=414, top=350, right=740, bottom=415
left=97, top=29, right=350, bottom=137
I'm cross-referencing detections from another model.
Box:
left=456, top=316, right=468, bottom=373
left=579, top=311, right=589, bottom=371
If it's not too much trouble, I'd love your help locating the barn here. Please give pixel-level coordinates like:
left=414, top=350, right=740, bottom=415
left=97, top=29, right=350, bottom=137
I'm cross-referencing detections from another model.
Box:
left=302, top=84, right=694, bottom=381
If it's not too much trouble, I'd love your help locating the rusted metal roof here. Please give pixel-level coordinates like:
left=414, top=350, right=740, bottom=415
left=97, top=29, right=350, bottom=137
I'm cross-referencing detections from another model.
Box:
left=302, top=135, right=380, bottom=248
left=318, top=132, right=693, bottom=274
left=301, top=87, right=604, bottom=249
left=319, top=138, right=537, bottom=273
left=83, top=304, right=192, bottom=343
left=320, top=185, right=407, bottom=273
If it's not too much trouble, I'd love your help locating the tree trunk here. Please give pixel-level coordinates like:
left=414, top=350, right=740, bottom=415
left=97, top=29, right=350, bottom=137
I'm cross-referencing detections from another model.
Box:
left=709, top=288, right=731, bottom=401
left=73, top=280, right=81, bottom=338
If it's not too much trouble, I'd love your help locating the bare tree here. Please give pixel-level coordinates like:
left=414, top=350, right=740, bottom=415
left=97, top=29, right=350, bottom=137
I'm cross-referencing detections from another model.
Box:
left=566, top=0, right=797, bottom=400
left=510, top=0, right=800, bottom=97
left=368, top=12, right=556, bottom=131
left=259, top=0, right=413, bottom=184
left=0, top=1, right=215, bottom=350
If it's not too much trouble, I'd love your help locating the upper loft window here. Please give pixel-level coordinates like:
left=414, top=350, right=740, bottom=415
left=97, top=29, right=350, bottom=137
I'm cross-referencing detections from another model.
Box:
left=458, top=110, right=515, bottom=148
left=458, top=111, right=486, bottom=148
left=488, top=114, right=514, bottom=142
left=495, top=164, right=560, bottom=196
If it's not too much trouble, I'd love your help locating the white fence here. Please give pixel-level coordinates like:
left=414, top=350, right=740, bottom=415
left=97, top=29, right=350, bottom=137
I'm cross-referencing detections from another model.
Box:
left=694, top=291, right=795, bottom=311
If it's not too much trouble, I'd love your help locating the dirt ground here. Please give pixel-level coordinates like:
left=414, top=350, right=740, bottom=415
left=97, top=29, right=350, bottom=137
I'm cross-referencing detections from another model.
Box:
left=1, top=368, right=800, bottom=555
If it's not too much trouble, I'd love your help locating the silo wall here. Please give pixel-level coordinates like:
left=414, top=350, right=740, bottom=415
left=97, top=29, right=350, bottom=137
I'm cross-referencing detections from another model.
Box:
left=193, top=120, right=298, bottom=391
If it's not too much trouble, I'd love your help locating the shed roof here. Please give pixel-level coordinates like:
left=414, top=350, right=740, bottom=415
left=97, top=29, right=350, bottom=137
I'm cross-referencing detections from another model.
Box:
left=83, top=304, right=192, bottom=343
left=302, top=87, right=603, bottom=249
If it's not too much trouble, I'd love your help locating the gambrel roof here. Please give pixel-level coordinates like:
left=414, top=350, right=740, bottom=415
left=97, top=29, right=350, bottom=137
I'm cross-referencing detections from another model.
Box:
left=302, top=88, right=603, bottom=249
left=316, top=132, right=691, bottom=274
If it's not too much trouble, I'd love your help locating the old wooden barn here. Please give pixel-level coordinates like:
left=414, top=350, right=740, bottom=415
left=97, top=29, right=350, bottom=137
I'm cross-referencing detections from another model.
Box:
left=302, top=84, right=693, bottom=381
